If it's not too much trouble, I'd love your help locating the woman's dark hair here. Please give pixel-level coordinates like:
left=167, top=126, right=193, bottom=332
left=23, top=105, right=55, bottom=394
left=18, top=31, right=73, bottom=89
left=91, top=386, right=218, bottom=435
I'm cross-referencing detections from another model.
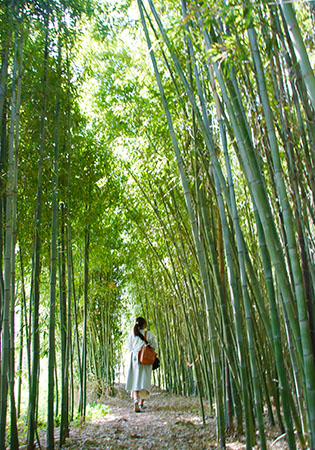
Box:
left=133, top=317, right=147, bottom=340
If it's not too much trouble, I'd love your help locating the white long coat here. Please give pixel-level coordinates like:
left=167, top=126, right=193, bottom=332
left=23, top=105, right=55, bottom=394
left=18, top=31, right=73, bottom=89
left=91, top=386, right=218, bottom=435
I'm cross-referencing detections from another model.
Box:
left=126, top=328, right=157, bottom=398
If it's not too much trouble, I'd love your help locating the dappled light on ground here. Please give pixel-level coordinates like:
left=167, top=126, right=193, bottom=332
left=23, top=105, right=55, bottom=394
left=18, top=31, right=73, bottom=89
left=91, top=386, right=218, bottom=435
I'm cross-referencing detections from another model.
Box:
left=55, top=385, right=292, bottom=449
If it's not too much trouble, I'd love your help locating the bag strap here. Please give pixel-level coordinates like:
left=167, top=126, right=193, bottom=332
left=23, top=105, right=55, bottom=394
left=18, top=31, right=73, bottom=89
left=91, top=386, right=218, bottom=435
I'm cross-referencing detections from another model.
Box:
left=138, top=329, right=149, bottom=345
left=142, top=330, right=149, bottom=345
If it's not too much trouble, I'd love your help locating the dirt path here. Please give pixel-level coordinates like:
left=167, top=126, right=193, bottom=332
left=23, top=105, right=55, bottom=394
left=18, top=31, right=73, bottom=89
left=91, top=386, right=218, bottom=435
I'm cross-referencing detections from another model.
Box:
left=60, top=386, right=289, bottom=450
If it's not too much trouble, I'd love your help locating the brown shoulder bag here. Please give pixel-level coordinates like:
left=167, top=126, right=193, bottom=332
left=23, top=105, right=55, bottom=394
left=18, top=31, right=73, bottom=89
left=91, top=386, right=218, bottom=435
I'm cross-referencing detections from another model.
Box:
left=138, top=331, right=157, bottom=365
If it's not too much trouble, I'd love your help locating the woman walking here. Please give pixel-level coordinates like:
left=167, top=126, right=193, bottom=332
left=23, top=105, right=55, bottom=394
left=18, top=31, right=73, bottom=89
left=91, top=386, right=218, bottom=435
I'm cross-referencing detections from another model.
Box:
left=126, top=317, right=157, bottom=412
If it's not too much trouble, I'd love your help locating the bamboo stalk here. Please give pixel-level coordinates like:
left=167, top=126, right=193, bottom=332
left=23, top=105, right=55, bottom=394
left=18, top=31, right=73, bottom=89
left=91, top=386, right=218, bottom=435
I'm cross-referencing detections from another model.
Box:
left=0, top=3, right=22, bottom=446
left=247, top=24, right=315, bottom=447
left=46, top=30, right=61, bottom=450
left=279, top=1, right=315, bottom=110
left=27, top=13, right=49, bottom=448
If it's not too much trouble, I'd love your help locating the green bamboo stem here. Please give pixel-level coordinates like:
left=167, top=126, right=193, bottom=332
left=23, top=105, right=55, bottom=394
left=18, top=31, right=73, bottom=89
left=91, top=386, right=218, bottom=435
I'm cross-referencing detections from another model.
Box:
left=27, top=15, right=49, bottom=448
left=9, top=8, right=23, bottom=447
left=18, top=247, right=31, bottom=389
left=271, top=8, right=315, bottom=171
left=222, top=69, right=307, bottom=447
left=0, top=28, right=10, bottom=310
left=280, top=1, right=315, bottom=110
left=199, top=7, right=308, bottom=446
left=254, top=204, right=299, bottom=446
left=213, top=164, right=254, bottom=447
left=64, top=47, right=73, bottom=441
left=210, top=54, right=302, bottom=358
left=247, top=26, right=315, bottom=446
left=221, top=117, right=266, bottom=448
left=59, top=203, right=68, bottom=445
left=0, top=6, right=21, bottom=446
left=0, top=0, right=12, bottom=149
left=71, top=251, right=83, bottom=405
left=16, top=293, right=23, bottom=418
left=46, top=33, right=61, bottom=450
left=198, top=188, right=242, bottom=429
left=145, top=0, right=230, bottom=209
left=78, top=226, right=89, bottom=418
left=271, top=30, right=315, bottom=205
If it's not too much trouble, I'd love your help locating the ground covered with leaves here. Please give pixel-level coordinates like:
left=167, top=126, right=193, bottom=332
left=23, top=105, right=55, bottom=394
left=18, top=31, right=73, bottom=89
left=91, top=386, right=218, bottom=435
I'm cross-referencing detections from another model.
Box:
left=53, top=385, right=292, bottom=449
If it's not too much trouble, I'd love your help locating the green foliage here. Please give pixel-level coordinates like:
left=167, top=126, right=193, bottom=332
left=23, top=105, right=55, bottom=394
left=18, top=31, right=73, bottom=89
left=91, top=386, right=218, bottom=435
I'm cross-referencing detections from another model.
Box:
left=72, top=402, right=111, bottom=426
left=2, top=0, right=315, bottom=448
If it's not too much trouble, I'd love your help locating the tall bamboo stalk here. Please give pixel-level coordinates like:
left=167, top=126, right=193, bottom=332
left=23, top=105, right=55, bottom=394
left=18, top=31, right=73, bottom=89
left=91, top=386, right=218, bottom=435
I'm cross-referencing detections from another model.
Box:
left=27, top=14, right=49, bottom=449
left=46, top=30, right=61, bottom=450
left=0, top=4, right=21, bottom=446
left=66, top=47, right=73, bottom=424
left=279, top=1, right=315, bottom=110
left=79, top=225, right=89, bottom=418
left=8, top=5, right=24, bottom=447
left=59, top=202, right=68, bottom=445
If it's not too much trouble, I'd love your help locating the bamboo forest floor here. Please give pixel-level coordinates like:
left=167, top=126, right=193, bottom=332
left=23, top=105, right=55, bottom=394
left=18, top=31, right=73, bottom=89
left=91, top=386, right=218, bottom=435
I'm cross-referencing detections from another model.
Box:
left=42, top=384, right=293, bottom=450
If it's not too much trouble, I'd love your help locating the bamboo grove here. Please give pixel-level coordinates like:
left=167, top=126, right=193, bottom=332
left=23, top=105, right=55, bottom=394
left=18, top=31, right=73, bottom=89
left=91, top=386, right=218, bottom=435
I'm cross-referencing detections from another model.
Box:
left=0, top=1, right=128, bottom=448
left=129, top=0, right=315, bottom=448
left=0, top=0, right=315, bottom=449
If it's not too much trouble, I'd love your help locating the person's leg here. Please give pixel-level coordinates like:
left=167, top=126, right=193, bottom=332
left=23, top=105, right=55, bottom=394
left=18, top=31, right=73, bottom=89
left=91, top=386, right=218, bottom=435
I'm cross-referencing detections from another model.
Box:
left=139, top=400, right=146, bottom=410
left=139, top=390, right=148, bottom=409
left=133, top=391, right=140, bottom=412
